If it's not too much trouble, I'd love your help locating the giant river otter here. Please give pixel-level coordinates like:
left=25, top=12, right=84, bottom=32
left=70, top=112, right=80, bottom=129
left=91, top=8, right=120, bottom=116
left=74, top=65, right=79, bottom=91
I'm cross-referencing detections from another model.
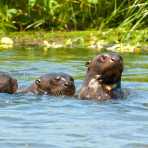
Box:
left=0, top=72, right=18, bottom=94
left=18, top=73, right=75, bottom=96
left=79, top=53, right=123, bottom=100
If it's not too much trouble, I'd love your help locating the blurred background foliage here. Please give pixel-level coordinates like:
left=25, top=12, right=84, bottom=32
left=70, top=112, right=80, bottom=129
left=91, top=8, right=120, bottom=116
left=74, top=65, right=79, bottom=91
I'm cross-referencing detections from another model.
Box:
left=0, top=0, right=147, bottom=32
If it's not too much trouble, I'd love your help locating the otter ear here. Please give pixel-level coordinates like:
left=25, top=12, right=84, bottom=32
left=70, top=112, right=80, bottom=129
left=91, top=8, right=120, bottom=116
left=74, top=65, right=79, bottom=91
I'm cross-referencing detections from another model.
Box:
left=35, top=79, right=41, bottom=86
left=85, top=60, right=91, bottom=67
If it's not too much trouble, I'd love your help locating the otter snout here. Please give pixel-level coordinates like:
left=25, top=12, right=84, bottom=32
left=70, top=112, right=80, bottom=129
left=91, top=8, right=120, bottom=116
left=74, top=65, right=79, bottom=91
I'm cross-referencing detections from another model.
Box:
left=99, top=53, right=122, bottom=63
left=110, top=54, right=122, bottom=62
left=64, top=81, right=74, bottom=88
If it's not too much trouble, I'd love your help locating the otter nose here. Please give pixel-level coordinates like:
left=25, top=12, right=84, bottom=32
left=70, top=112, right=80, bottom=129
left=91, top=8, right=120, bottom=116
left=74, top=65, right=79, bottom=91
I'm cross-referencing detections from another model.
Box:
left=111, top=55, right=120, bottom=62
left=99, top=55, right=108, bottom=63
left=64, top=82, right=73, bottom=87
left=64, top=82, right=70, bottom=87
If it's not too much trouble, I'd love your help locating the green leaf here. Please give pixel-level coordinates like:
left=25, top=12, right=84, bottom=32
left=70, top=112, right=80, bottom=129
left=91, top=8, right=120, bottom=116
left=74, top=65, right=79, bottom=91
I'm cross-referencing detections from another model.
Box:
left=87, top=0, right=98, bottom=4
left=28, top=0, right=37, bottom=8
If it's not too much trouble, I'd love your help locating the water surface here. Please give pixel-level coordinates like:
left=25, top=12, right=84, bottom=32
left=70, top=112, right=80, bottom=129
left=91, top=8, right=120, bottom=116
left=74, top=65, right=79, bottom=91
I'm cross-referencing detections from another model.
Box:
left=0, top=47, right=148, bottom=148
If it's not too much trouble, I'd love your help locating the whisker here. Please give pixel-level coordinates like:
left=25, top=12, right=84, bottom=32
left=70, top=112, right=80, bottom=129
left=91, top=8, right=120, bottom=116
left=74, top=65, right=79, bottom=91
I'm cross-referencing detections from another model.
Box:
left=58, top=91, right=60, bottom=96
left=61, top=90, right=64, bottom=96
left=53, top=91, right=58, bottom=96
left=57, top=91, right=61, bottom=96
left=57, top=91, right=59, bottom=96
left=60, top=91, right=63, bottom=96
left=53, top=89, right=64, bottom=96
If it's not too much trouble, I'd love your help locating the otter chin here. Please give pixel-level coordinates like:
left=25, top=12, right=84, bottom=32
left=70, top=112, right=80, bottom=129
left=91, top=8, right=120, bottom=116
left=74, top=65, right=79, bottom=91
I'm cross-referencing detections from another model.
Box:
left=0, top=72, right=18, bottom=94
left=79, top=52, right=124, bottom=100
left=18, top=73, right=75, bottom=96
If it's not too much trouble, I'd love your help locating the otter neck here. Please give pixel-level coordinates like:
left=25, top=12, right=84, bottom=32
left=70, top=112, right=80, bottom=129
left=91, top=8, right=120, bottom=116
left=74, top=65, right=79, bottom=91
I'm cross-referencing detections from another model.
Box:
left=85, top=71, right=100, bottom=82
left=85, top=70, right=121, bottom=91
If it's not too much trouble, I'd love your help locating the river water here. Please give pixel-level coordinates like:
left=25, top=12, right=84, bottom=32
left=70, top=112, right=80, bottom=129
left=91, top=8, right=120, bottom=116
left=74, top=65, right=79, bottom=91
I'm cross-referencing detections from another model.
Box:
left=0, top=47, right=148, bottom=148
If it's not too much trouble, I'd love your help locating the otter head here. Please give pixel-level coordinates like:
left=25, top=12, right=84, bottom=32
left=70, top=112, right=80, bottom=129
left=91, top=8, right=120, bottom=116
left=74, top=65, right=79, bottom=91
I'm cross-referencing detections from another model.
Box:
left=0, top=72, right=18, bottom=94
left=86, top=53, right=123, bottom=85
left=35, top=73, right=75, bottom=96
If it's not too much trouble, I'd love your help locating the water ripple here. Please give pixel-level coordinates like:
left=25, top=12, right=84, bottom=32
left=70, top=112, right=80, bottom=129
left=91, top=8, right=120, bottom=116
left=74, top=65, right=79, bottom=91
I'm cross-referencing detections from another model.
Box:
left=0, top=48, right=148, bottom=147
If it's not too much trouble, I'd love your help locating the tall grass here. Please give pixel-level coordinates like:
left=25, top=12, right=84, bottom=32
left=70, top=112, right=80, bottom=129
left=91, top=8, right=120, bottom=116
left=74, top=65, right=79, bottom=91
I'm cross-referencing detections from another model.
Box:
left=0, top=2, right=17, bottom=32
left=0, top=0, right=147, bottom=31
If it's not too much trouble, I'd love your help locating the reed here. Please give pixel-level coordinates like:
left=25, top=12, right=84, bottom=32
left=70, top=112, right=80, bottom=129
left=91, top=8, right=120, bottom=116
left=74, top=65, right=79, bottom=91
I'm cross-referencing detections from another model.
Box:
left=0, top=0, right=147, bottom=32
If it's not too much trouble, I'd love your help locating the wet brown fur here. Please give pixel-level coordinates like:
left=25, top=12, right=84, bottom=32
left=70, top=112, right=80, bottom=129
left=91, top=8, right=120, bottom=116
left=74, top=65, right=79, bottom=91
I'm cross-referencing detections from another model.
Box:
left=79, top=53, right=123, bottom=100
left=0, top=72, right=18, bottom=94
left=18, top=73, right=75, bottom=96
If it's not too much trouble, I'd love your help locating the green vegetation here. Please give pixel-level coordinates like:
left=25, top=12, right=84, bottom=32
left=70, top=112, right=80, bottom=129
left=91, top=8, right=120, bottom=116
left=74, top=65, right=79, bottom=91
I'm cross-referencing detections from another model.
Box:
left=0, top=0, right=147, bottom=31
left=0, top=0, right=147, bottom=52
left=0, top=29, right=146, bottom=52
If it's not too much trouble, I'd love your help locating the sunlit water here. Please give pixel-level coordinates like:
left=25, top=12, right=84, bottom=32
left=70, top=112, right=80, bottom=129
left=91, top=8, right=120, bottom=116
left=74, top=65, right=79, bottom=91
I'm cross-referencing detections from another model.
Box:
left=0, top=47, right=148, bottom=148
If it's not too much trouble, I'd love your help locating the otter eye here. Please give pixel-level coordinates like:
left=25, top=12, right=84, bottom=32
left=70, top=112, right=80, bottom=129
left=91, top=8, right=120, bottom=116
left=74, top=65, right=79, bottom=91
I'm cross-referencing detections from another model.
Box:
left=55, top=76, right=61, bottom=80
left=35, top=79, right=41, bottom=85
left=70, top=77, right=74, bottom=82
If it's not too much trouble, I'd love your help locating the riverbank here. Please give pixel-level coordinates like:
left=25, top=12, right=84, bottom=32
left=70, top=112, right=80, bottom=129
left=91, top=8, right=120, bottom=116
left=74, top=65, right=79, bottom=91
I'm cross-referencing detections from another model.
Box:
left=0, top=29, right=147, bottom=53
